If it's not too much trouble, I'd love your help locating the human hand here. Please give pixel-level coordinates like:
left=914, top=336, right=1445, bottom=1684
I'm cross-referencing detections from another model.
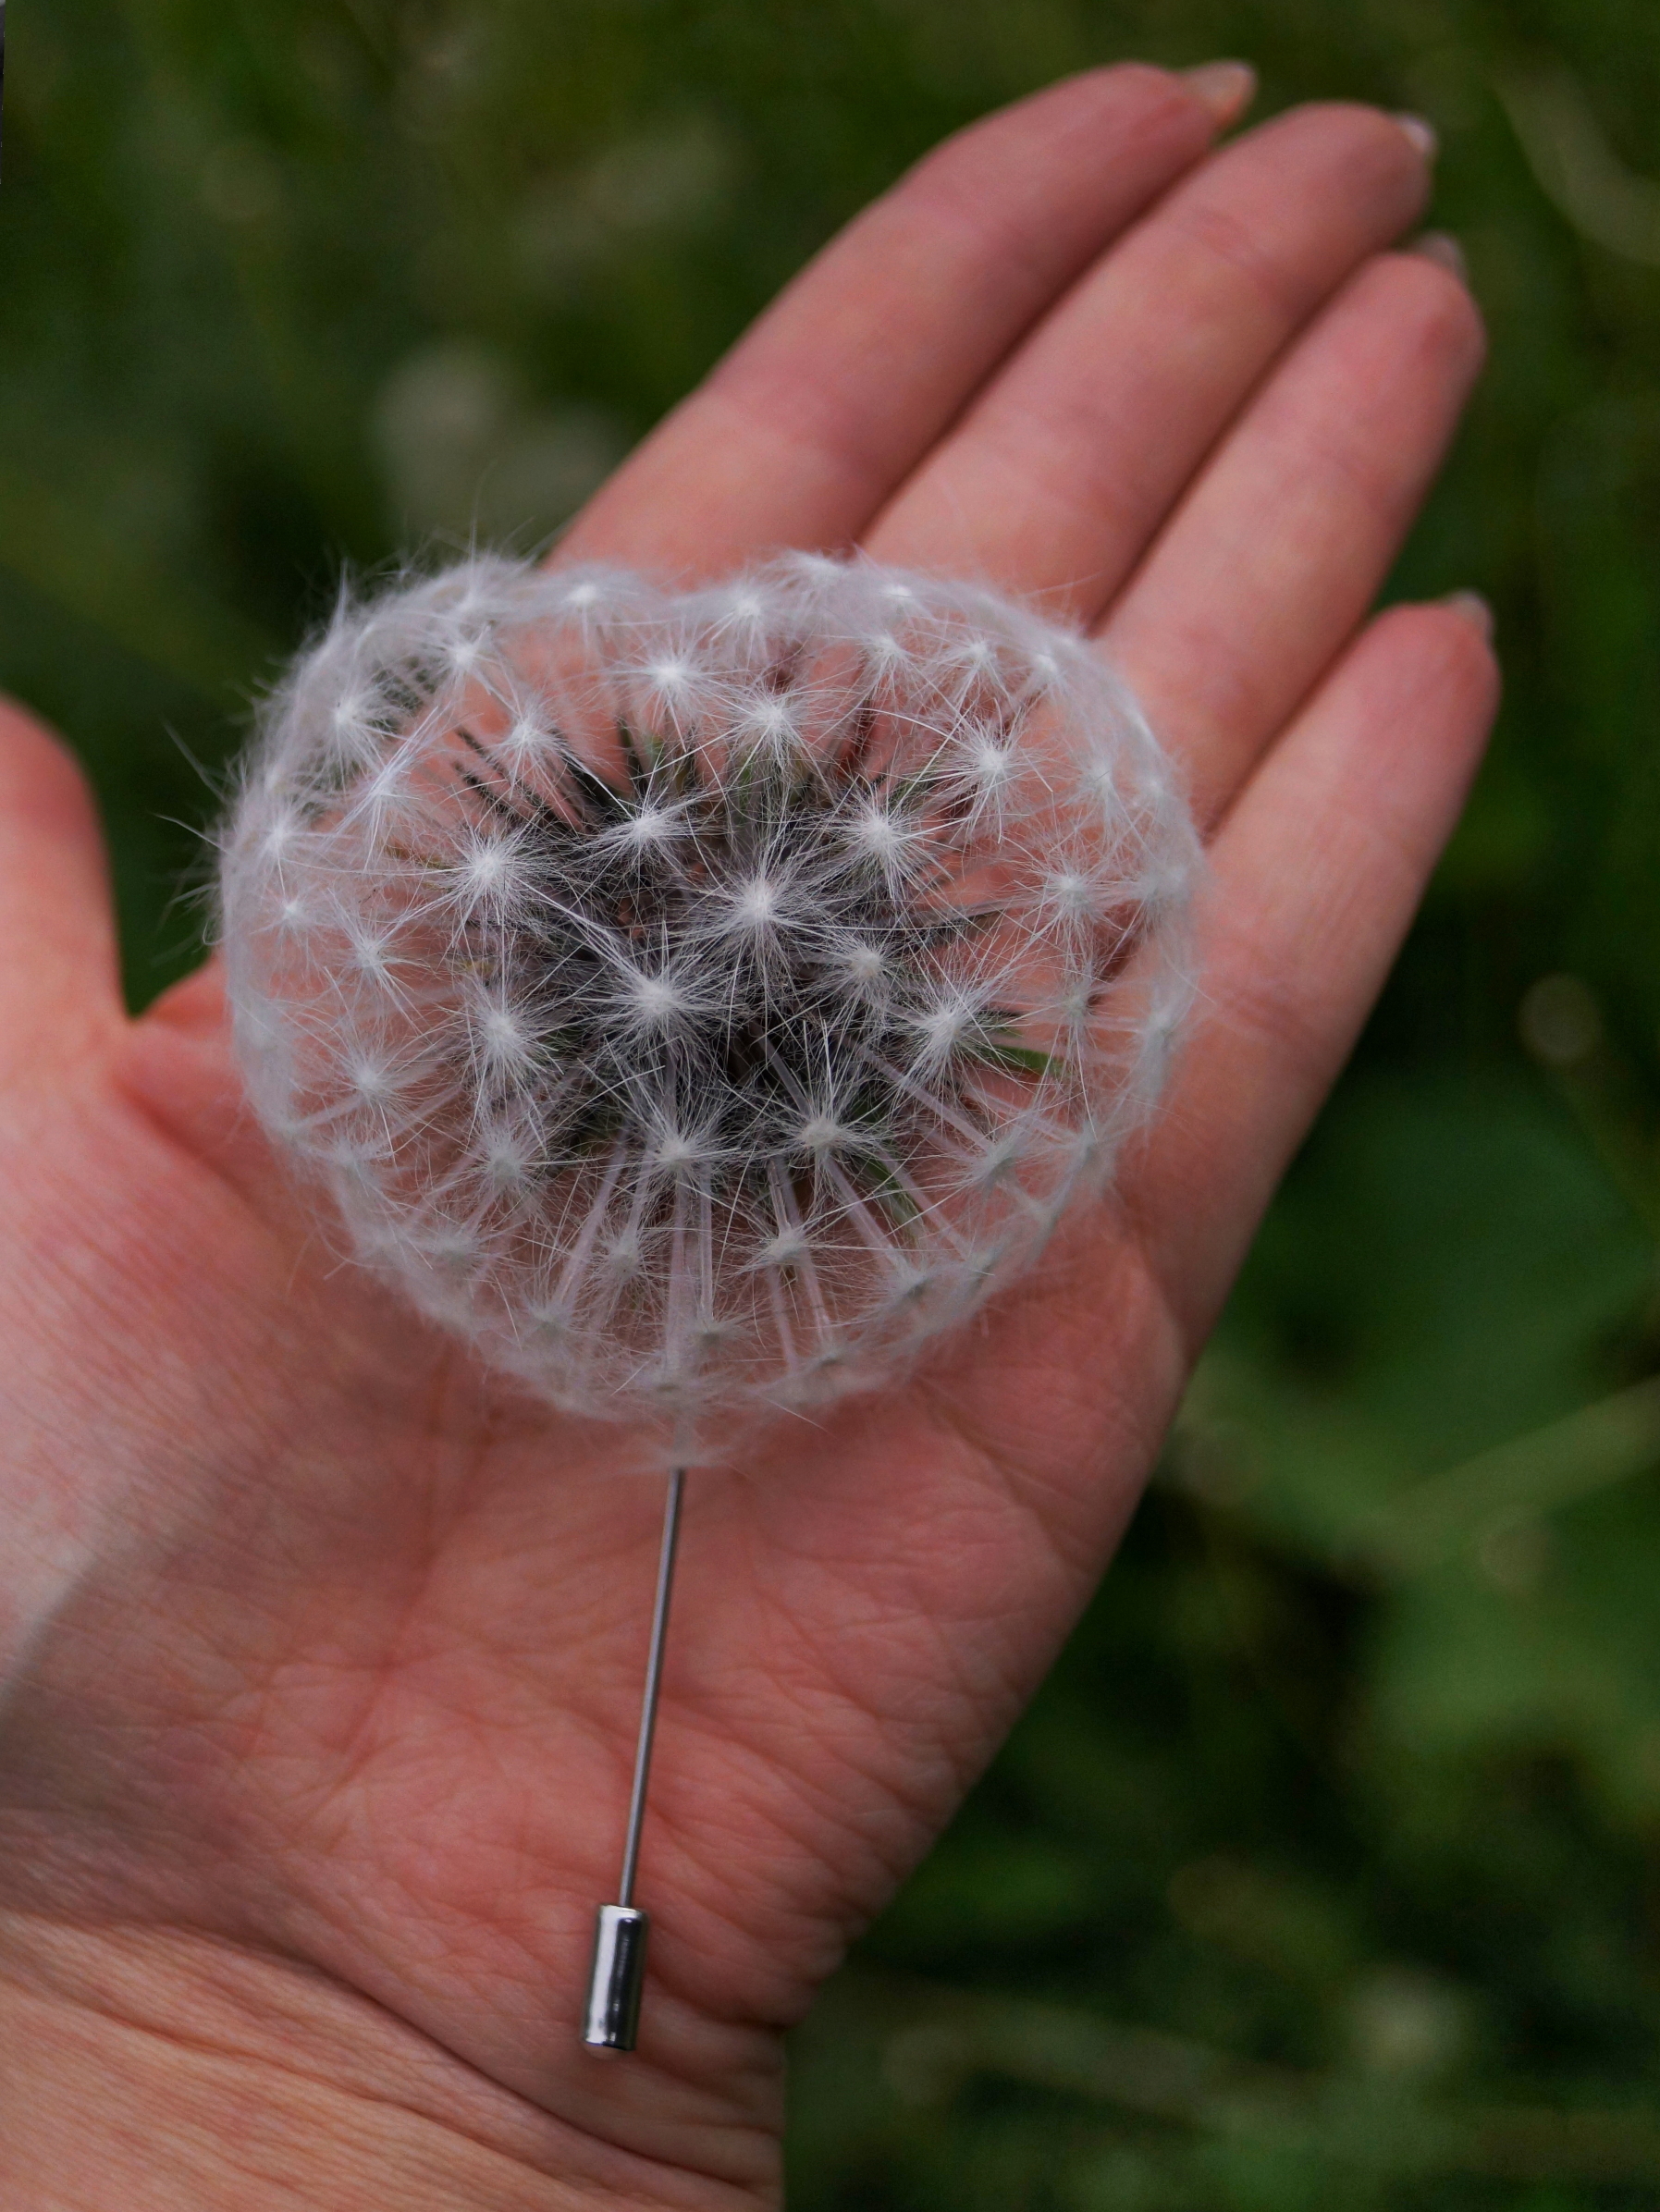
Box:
left=0, top=64, right=1494, bottom=2210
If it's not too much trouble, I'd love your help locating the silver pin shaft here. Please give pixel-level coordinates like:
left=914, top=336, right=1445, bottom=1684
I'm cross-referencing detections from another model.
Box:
left=582, top=1466, right=685, bottom=2053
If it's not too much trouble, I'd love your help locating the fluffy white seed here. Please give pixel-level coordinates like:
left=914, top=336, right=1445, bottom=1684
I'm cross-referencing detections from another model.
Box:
left=219, top=554, right=1198, bottom=1446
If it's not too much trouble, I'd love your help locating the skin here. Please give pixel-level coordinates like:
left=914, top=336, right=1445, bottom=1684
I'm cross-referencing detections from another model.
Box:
left=0, top=62, right=1496, bottom=2211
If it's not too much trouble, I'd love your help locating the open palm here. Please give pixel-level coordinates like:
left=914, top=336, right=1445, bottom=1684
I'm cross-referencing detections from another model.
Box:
left=0, top=68, right=1495, bottom=2212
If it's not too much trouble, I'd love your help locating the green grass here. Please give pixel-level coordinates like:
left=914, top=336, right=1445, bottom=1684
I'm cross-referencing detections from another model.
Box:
left=11, top=3, right=1660, bottom=2203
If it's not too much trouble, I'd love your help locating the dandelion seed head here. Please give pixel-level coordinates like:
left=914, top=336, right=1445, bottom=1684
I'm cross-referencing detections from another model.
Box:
left=480, top=1123, right=535, bottom=1189
left=347, top=1054, right=395, bottom=1104
left=500, top=714, right=547, bottom=764
left=841, top=940, right=887, bottom=987
left=847, top=800, right=907, bottom=863
left=609, top=805, right=679, bottom=862
left=729, top=874, right=781, bottom=930
left=220, top=554, right=1198, bottom=1448
left=445, top=627, right=489, bottom=677
left=759, top=1225, right=812, bottom=1269
left=606, top=1233, right=645, bottom=1277
left=426, top=1223, right=485, bottom=1272
left=473, top=992, right=536, bottom=1073
left=911, top=989, right=983, bottom=1070
left=347, top=925, right=399, bottom=983
left=647, top=655, right=695, bottom=695
left=451, top=835, right=522, bottom=914
left=796, top=1114, right=855, bottom=1155
left=261, top=808, right=300, bottom=861
left=621, top=968, right=689, bottom=1028
left=1045, top=870, right=1095, bottom=919
left=737, top=695, right=796, bottom=749
left=650, top=1125, right=707, bottom=1175
left=965, top=731, right=1016, bottom=791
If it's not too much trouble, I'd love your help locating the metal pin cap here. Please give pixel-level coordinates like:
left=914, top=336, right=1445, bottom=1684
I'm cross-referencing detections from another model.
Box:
left=582, top=1903, right=649, bottom=2051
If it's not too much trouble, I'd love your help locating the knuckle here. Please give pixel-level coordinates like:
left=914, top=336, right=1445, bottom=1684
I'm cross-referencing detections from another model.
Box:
left=1164, top=195, right=1308, bottom=320
left=1212, top=963, right=1331, bottom=1088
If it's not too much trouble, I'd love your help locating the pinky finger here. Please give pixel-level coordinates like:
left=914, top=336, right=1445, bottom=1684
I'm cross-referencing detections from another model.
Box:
left=1127, top=596, right=1501, bottom=1347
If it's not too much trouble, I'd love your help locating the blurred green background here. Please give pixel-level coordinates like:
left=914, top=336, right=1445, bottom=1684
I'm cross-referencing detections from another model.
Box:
left=11, top=0, right=1660, bottom=2203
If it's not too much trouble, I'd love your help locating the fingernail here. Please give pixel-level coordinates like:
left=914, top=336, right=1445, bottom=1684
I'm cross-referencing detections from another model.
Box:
left=1410, top=230, right=1469, bottom=284
left=1395, top=112, right=1439, bottom=161
left=1441, top=590, right=1494, bottom=642
left=1184, top=61, right=1258, bottom=126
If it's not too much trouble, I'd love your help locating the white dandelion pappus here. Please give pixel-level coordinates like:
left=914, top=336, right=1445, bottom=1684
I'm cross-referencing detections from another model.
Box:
left=220, top=553, right=1199, bottom=1446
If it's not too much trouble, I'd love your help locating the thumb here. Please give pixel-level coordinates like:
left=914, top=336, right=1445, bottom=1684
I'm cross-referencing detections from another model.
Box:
left=0, top=696, right=122, bottom=1085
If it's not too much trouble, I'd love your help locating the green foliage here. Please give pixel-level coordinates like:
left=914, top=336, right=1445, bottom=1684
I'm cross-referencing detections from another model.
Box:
left=12, top=0, right=1660, bottom=2202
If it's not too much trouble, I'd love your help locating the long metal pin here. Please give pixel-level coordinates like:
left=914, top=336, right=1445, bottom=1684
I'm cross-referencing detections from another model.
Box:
left=582, top=1466, right=685, bottom=2053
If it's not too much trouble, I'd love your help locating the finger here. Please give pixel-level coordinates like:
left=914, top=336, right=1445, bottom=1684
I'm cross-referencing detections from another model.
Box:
left=0, top=699, right=121, bottom=1086
left=1101, top=248, right=1485, bottom=828
left=1126, top=596, right=1500, bottom=1346
left=556, top=65, right=1241, bottom=577
left=143, top=959, right=227, bottom=1038
left=866, top=103, right=1433, bottom=618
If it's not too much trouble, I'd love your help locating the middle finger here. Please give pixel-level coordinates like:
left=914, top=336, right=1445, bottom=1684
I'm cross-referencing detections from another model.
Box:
left=864, top=102, right=1434, bottom=621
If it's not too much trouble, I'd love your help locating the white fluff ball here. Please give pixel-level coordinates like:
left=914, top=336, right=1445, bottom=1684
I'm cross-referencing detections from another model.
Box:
left=219, top=554, right=1198, bottom=1437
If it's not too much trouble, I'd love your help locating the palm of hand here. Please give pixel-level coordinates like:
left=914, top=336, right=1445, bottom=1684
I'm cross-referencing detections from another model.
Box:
left=0, top=68, right=1494, bottom=2208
